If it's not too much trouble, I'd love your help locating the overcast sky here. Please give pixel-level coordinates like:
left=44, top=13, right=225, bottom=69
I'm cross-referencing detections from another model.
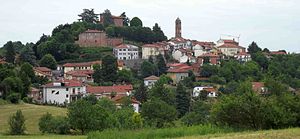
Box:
left=0, top=0, right=299, bottom=52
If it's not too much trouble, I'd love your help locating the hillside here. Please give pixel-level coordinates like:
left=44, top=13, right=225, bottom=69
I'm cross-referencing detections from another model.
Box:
left=0, top=103, right=66, bottom=134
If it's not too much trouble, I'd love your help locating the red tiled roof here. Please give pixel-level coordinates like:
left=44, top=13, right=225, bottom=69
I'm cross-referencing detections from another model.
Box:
left=44, top=80, right=83, bottom=88
left=66, top=70, right=94, bottom=77
left=252, top=82, right=265, bottom=92
left=63, top=61, right=101, bottom=67
left=198, top=52, right=220, bottom=58
left=270, top=51, right=287, bottom=55
left=111, top=96, right=140, bottom=104
left=87, top=85, right=133, bottom=94
left=34, top=67, right=52, bottom=72
left=203, top=87, right=216, bottom=93
left=144, top=75, right=160, bottom=80
left=167, top=63, right=188, bottom=68
left=167, top=65, right=192, bottom=73
left=142, top=44, right=160, bottom=48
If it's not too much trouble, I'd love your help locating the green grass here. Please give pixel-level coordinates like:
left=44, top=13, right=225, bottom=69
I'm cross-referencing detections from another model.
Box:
left=179, top=128, right=300, bottom=139
left=0, top=103, right=66, bottom=134
left=87, top=125, right=235, bottom=139
left=0, top=134, right=86, bottom=139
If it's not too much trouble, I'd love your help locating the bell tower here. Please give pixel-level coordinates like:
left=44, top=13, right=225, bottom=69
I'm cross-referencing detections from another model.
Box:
left=175, top=17, right=182, bottom=38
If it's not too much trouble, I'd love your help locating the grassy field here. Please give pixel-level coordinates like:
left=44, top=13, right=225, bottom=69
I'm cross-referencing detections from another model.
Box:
left=0, top=135, right=86, bottom=139
left=0, top=103, right=67, bottom=134
left=179, top=128, right=300, bottom=139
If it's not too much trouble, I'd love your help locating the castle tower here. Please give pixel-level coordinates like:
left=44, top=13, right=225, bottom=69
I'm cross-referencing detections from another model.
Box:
left=175, top=17, right=182, bottom=38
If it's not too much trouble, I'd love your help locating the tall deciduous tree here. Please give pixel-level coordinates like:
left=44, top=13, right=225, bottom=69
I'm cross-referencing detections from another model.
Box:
left=149, top=80, right=175, bottom=105
left=20, top=45, right=37, bottom=66
left=141, top=99, right=177, bottom=128
left=39, top=54, right=57, bottom=70
left=141, top=61, right=156, bottom=78
left=4, top=41, right=16, bottom=63
left=78, top=9, right=99, bottom=24
left=175, top=82, right=190, bottom=118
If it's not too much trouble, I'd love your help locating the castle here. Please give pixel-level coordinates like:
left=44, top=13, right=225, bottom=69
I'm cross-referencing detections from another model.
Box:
left=76, top=12, right=124, bottom=47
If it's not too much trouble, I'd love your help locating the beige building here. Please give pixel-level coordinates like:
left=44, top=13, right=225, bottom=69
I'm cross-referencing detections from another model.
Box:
left=142, top=44, right=166, bottom=59
left=63, top=61, right=101, bottom=75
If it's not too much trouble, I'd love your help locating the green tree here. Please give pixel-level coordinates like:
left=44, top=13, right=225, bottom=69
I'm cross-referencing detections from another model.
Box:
left=102, top=9, right=114, bottom=27
left=251, top=52, right=269, bottom=70
left=134, top=82, right=148, bottom=103
left=117, top=69, right=133, bottom=83
left=20, top=63, right=35, bottom=81
left=39, top=54, right=57, bottom=70
left=200, top=64, right=219, bottom=77
left=181, top=100, right=211, bottom=126
left=141, top=99, right=177, bottom=128
left=156, top=54, right=167, bottom=75
left=68, top=99, right=109, bottom=134
left=101, top=55, right=118, bottom=82
left=149, top=80, right=175, bottom=105
left=247, top=41, right=262, bottom=54
left=141, top=61, right=155, bottom=78
left=4, top=41, right=16, bottom=63
left=130, top=17, right=143, bottom=27
left=2, top=77, right=23, bottom=100
left=78, top=9, right=98, bottom=23
left=152, top=23, right=167, bottom=41
left=8, top=110, right=26, bottom=135
left=20, top=45, right=37, bottom=65
left=39, top=113, right=54, bottom=133
left=175, top=82, right=190, bottom=118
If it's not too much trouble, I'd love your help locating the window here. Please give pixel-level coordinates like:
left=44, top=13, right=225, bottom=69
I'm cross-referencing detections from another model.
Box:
left=72, top=88, right=75, bottom=94
left=52, top=90, right=55, bottom=94
left=55, top=91, right=59, bottom=95
left=119, top=49, right=122, bottom=51
left=123, top=49, right=126, bottom=51
left=78, top=88, right=80, bottom=92
left=66, top=94, right=69, bottom=98
left=66, top=88, right=69, bottom=91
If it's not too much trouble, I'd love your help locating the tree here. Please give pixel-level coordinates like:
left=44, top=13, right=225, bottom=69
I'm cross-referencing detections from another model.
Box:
left=263, top=48, right=270, bottom=53
left=152, top=23, right=167, bottom=41
left=141, top=99, right=177, bottom=128
left=4, top=41, right=16, bottom=63
left=181, top=100, right=211, bottom=126
left=175, top=82, right=190, bottom=118
left=156, top=54, right=167, bottom=75
left=20, top=45, right=37, bottom=66
left=247, top=42, right=262, bottom=54
left=134, top=82, right=148, bottom=103
left=251, top=52, right=269, bottom=70
left=68, top=99, right=109, bottom=134
left=101, top=55, right=118, bottom=82
left=2, top=77, right=23, bottom=100
left=200, top=64, right=219, bottom=77
left=102, top=9, right=114, bottom=27
left=20, top=63, right=35, bottom=81
left=130, top=17, right=143, bottom=27
left=120, top=12, right=130, bottom=26
left=8, top=110, right=26, bottom=135
left=149, top=80, right=175, bottom=105
left=78, top=9, right=98, bottom=23
left=141, top=61, right=155, bottom=78
left=39, top=54, right=57, bottom=70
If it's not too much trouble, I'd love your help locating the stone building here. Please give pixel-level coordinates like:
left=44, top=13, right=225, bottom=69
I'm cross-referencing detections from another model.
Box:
left=99, top=14, right=124, bottom=27
left=76, top=29, right=123, bottom=47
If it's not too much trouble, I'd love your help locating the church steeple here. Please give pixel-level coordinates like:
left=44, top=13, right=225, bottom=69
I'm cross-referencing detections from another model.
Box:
left=175, top=17, right=181, bottom=38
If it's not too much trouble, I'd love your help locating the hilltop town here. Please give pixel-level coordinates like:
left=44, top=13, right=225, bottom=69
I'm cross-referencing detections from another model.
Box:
left=0, top=8, right=300, bottom=137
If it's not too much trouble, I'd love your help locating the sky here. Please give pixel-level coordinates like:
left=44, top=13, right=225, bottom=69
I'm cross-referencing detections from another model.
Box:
left=0, top=0, right=299, bottom=52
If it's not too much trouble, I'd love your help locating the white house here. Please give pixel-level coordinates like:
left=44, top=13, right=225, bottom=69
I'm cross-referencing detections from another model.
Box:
left=42, top=80, right=86, bottom=105
left=113, top=44, right=139, bottom=60
left=234, top=52, right=251, bottom=62
left=144, top=75, right=160, bottom=88
left=193, top=86, right=217, bottom=98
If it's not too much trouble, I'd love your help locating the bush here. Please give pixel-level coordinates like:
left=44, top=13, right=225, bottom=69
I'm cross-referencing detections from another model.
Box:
left=22, top=97, right=33, bottom=103
left=8, top=110, right=26, bottom=135
left=39, top=113, right=70, bottom=134
left=7, top=93, right=20, bottom=104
